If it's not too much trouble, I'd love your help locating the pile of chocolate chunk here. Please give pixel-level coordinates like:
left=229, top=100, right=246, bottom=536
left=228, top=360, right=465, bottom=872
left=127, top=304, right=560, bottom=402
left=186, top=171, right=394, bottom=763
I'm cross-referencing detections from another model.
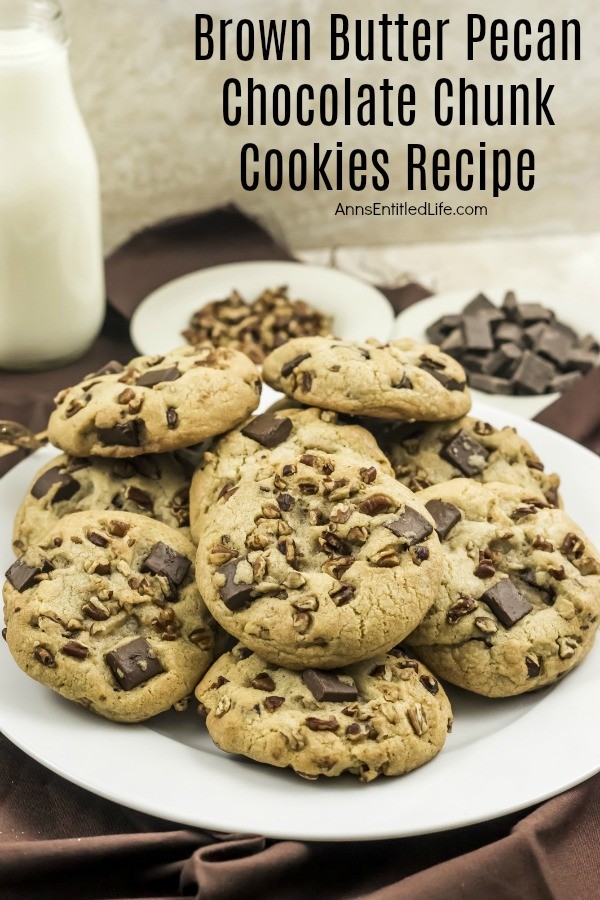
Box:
left=426, top=292, right=598, bottom=396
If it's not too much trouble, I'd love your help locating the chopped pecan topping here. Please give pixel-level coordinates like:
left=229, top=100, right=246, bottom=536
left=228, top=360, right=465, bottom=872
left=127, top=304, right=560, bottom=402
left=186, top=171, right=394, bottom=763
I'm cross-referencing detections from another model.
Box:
left=512, top=505, right=539, bottom=520
left=277, top=493, right=295, bottom=511
left=561, top=532, right=584, bottom=560
left=264, top=696, right=285, bottom=712
left=558, top=637, right=578, bottom=659
left=358, top=493, right=396, bottom=516
left=345, top=722, right=376, bottom=741
left=305, top=715, right=339, bottom=732
left=407, top=704, right=428, bottom=736
left=525, top=655, right=541, bottom=677
left=214, top=696, right=231, bottom=717
left=359, top=466, right=377, bottom=483
left=62, top=641, right=89, bottom=660
left=34, top=646, right=55, bottom=667
left=474, top=616, right=498, bottom=634
left=117, top=388, right=135, bottom=404
left=189, top=627, right=213, bottom=649
left=108, top=520, right=129, bottom=537
left=447, top=596, right=478, bottom=624
left=293, top=594, right=319, bottom=611
left=252, top=673, right=276, bottom=692
left=209, top=543, right=238, bottom=566
left=292, top=611, right=312, bottom=634
left=532, top=536, right=554, bottom=552
left=329, top=583, right=355, bottom=606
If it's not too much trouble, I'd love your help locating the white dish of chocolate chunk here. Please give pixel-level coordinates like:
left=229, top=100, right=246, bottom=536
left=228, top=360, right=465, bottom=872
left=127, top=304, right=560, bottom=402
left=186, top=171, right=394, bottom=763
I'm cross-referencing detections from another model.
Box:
left=131, top=261, right=395, bottom=361
left=393, top=289, right=599, bottom=418
left=1, top=398, right=599, bottom=841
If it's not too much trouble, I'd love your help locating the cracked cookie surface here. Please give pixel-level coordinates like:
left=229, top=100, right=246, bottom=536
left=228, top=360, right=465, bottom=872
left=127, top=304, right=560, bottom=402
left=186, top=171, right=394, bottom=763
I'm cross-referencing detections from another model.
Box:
left=373, top=416, right=560, bottom=504
left=406, top=480, right=600, bottom=697
left=189, top=407, right=394, bottom=541
left=195, top=456, right=442, bottom=669
left=196, top=644, right=452, bottom=781
left=262, top=336, right=471, bottom=420
left=13, top=452, right=191, bottom=554
left=3, top=511, right=215, bottom=722
left=47, top=345, right=261, bottom=458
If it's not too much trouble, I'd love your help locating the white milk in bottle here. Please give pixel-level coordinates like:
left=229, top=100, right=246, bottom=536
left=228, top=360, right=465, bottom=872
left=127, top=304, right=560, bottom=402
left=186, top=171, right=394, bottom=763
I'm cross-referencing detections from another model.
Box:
left=0, top=0, right=105, bottom=370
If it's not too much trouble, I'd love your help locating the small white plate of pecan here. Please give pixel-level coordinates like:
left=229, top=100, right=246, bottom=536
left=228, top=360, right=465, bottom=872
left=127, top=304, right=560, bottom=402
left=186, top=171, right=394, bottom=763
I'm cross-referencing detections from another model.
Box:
left=130, top=261, right=395, bottom=362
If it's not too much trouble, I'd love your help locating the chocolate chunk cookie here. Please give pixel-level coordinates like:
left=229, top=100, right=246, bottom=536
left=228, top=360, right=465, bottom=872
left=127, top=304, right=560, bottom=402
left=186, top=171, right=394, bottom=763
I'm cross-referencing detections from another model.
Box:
left=189, top=406, right=394, bottom=541
left=405, top=480, right=600, bottom=697
left=195, top=457, right=442, bottom=669
left=13, top=453, right=191, bottom=554
left=48, top=345, right=261, bottom=458
left=374, top=416, right=561, bottom=505
left=196, top=644, right=452, bottom=781
left=262, top=336, right=471, bottom=420
left=3, top=511, right=215, bottom=722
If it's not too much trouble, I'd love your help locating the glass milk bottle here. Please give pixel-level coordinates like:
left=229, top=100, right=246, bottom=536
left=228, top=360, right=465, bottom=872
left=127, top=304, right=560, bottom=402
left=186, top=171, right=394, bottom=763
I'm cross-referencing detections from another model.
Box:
left=0, top=0, right=105, bottom=370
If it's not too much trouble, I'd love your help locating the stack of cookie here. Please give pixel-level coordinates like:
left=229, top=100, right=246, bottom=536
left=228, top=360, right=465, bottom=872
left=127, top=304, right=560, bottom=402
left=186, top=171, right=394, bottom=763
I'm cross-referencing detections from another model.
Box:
left=3, top=345, right=261, bottom=722
left=3, top=334, right=600, bottom=785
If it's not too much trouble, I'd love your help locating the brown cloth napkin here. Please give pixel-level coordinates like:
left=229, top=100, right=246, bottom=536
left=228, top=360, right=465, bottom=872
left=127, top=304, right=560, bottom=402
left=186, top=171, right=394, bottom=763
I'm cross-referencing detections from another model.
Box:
left=0, top=726, right=598, bottom=900
left=1, top=206, right=599, bottom=899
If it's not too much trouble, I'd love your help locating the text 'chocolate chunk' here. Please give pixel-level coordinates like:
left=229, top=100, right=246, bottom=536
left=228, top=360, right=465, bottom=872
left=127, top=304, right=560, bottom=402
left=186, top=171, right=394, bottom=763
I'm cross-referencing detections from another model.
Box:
left=31, top=466, right=79, bottom=503
left=97, top=419, right=143, bottom=447
left=385, top=507, right=433, bottom=546
left=302, top=669, right=358, bottom=702
left=105, top=637, right=163, bottom=690
left=218, top=559, right=255, bottom=610
left=136, top=366, right=181, bottom=387
left=480, top=580, right=532, bottom=628
left=281, top=353, right=312, bottom=378
left=425, top=500, right=462, bottom=541
left=142, top=542, right=191, bottom=585
left=241, top=413, right=293, bottom=448
left=440, top=429, right=490, bottom=477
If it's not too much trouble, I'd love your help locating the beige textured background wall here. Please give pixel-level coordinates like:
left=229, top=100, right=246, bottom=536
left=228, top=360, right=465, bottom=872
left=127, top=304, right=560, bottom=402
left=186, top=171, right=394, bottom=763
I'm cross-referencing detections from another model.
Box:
left=62, top=0, right=600, bottom=253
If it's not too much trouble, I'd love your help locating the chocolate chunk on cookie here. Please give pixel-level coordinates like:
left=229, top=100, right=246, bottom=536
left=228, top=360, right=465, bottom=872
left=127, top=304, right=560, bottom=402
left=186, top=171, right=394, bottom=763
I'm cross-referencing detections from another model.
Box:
left=105, top=637, right=164, bottom=690
left=12, top=452, right=191, bottom=555
left=48, top=344, right=261, bottom=458
left=3, top=511, right=215, bottom=722
left=189, top=406, right=394, bottom=542
left=480, top=580, right=532, bottom=628
left=406, top=481, right=600, bottom=697
left=195, top=456, right=442, bottom=669
left=425, top=500, right=462, bottom=541
left=196, top=645, right=452, bottom=781
left=372, top=415, right=560, bottom=505
left=241, top=413, right=293, bottom=448
left=142, top=542, right=191, bottom=585
left=263, top=336, right=470, bottom=421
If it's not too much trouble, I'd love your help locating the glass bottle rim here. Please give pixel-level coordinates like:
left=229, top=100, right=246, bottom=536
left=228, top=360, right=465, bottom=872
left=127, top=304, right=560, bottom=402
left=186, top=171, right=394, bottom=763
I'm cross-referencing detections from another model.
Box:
left=0, top=0, right=67, bottom=52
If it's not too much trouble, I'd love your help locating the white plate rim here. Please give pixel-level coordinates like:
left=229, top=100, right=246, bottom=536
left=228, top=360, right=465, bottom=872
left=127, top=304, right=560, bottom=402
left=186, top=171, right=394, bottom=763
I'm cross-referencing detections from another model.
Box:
left=130, top=260, right=395, bottom=356
left=0, top=402, right=599, bottom=842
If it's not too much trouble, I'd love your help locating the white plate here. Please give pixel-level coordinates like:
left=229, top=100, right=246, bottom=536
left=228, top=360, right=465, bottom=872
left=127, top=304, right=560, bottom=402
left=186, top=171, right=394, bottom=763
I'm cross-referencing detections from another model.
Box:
left=130, top=261, right=394, bottom=357
left=393, top=288, right=599, bottom=419
left=1, top=401, right=599, bottom=841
